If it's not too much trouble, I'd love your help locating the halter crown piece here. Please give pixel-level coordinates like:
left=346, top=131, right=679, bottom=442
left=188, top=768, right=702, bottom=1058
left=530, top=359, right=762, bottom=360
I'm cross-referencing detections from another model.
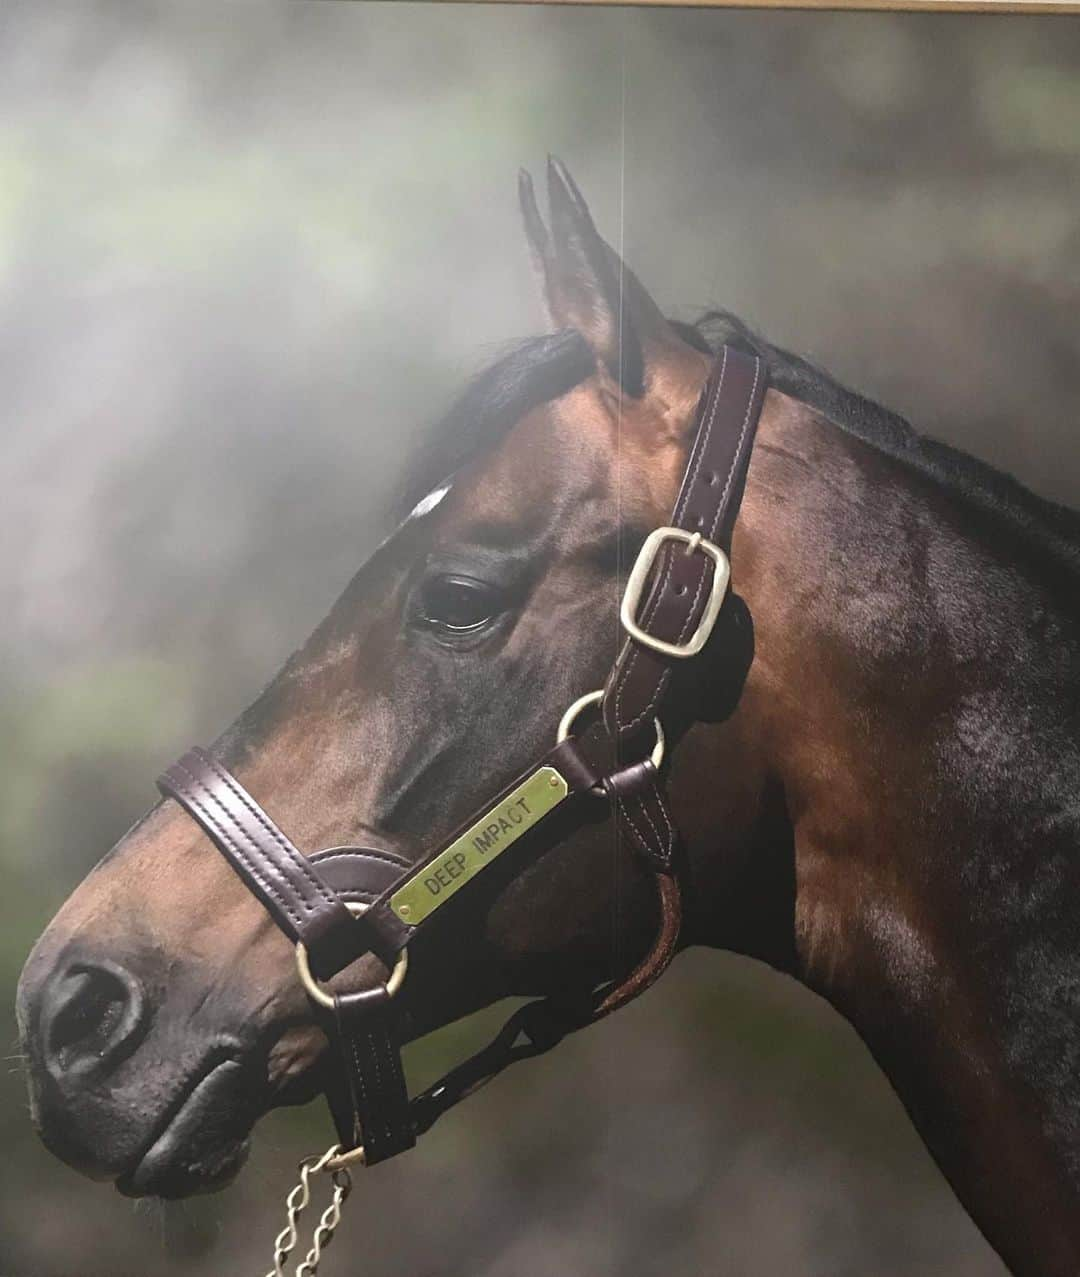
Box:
left=157, top=346, right=767, bottom=1275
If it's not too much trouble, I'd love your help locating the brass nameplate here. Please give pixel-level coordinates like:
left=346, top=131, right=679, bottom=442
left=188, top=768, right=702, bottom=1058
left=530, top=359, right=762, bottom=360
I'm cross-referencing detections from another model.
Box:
left=389, top=766, right=569, bottom=926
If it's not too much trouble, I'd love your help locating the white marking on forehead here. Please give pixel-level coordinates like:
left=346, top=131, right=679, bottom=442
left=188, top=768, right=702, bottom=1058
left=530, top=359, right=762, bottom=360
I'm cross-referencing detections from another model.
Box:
left=407, top=482, right=452, bottom=522
left=369, top=478, right=454, bottom=558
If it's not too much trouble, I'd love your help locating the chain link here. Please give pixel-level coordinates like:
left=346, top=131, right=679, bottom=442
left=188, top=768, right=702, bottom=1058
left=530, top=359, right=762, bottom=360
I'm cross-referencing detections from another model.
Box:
left=295, top=1170, right=352, bottom=1276
left=265, top=1145, right=353, bottom=1277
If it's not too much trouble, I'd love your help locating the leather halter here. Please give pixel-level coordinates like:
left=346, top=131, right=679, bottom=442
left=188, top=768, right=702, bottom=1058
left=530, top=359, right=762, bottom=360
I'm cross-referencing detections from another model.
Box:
left=158, top=346, right=767, bottom=1171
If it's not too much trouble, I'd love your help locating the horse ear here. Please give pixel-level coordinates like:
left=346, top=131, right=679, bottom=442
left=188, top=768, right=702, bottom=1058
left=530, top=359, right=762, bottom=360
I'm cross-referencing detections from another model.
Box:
left=519, top=158, right=707, bottom=418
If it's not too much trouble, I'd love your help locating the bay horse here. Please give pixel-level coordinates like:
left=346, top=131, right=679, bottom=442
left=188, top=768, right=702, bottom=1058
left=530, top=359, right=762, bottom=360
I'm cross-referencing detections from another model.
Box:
left=16, top=160, right=1080, bottom=1277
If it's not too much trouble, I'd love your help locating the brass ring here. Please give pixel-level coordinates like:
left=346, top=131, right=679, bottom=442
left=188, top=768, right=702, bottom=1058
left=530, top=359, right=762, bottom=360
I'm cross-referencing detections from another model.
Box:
left=295, top=901, right=408, bottom=1010
left=556, top=688, right=665, bottom=770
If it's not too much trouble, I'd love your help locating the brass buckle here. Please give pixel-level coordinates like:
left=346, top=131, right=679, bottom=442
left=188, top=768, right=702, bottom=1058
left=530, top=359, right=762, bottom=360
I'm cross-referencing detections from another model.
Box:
left=295, top=901, right=408, bottom=1010
left=620, top=526, right=730, bottom=659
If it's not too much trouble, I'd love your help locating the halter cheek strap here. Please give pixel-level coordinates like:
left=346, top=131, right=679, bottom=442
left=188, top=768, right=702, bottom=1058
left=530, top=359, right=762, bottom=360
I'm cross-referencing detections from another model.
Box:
left=596, top=346, right=767, bottom=870
left=156, top=344, right=768, bottom=1175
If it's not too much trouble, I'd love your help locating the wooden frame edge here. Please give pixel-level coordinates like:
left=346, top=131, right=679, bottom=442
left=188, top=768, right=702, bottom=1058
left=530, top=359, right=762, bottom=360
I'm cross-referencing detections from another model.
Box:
left=414, top=0, right=1080, bottom=12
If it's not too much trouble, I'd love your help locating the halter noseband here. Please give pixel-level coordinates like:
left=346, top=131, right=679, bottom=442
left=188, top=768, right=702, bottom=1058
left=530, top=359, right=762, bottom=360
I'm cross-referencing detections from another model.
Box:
left=157, top=345, right=766, bottom=1256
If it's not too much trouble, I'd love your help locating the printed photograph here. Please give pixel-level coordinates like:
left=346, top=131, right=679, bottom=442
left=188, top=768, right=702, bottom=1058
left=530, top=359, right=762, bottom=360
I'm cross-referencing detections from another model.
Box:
left=3, top=5, right=1080, bottom=1276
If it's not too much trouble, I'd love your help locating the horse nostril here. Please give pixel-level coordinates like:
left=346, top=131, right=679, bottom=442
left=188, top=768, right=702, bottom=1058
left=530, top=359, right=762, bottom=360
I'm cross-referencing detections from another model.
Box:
left=43, top=961, right=147, bottom=1080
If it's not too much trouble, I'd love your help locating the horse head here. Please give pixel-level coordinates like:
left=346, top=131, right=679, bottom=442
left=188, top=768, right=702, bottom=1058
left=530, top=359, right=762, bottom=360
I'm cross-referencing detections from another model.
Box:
left=19, top=160, right=1080, bottom=1277
left=16, top=161, right=760, bottom=1198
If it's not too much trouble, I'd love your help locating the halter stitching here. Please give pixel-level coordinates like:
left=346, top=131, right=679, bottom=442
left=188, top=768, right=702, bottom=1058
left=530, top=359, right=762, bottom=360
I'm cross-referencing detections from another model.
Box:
left=674, top=355, right=762, bottom=646
left=615, top=347, right=730, bottom=733
left=171, top=760, right=306, bottom=929
left=200, top=754, right=342, bottom=910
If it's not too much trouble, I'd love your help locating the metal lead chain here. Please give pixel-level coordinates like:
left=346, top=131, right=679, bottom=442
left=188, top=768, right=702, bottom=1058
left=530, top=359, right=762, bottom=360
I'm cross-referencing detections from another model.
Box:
left=295, top=1170, right=352, bottom=1277
left=266, top=1144, right=353, bottom=1277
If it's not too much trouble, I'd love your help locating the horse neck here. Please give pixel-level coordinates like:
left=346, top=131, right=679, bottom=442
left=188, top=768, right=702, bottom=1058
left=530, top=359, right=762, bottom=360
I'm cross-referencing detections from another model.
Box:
left=713, top=391, right=1080, bottom=1275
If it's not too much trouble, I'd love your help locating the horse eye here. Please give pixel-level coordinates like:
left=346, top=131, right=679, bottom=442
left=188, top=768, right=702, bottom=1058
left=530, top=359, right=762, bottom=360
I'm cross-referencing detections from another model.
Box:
left=417, top=575, right=502, bottom=636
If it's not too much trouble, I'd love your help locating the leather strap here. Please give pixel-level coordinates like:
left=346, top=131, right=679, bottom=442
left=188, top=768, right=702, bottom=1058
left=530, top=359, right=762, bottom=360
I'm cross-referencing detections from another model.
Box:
left=352, top=736, right=605, bottom=960
left=155, top=343, right=768, bottom=1170
left=408, top=871, right=682, bottom=1141
left=158, top=748, right=365, bottom=980
left=352, top=730, right=682, bottom=957
left=574, top=720, right=677, bottom=872
left=158, top=738, right=601, bottom=966
left=310, top=845, right=414, bottom=902
left=596, top=348, right=767, bottom=873
left=605, top=348, right=766, bottom=744
left=157, top=754, right=418, bottom=1159
left=158, top=742, right=676, bottom=1161
left=157, top=348, right=766, bottom=963
left=325, top=991, right=415, bottom=1165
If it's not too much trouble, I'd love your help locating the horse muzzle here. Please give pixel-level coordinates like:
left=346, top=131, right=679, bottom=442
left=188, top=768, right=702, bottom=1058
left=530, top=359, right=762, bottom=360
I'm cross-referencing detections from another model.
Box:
left=15, top=930, right=285, bottom=1198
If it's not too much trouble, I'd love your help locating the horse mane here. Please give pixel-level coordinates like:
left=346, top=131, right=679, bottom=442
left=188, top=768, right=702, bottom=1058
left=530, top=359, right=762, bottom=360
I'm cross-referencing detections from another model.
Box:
left=402, top=313, right=1080, bottom=575
left=682, top=310, right=1080, bottom=575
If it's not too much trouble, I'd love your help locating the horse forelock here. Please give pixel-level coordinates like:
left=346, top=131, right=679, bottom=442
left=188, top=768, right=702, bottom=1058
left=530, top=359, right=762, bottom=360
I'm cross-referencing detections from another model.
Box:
left=398, top=329, right=594, bottom=518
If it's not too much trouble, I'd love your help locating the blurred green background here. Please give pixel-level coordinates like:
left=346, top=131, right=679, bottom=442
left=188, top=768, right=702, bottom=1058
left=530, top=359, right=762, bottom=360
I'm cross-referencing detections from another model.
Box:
left=2, top=4, right=1079, bottom=1274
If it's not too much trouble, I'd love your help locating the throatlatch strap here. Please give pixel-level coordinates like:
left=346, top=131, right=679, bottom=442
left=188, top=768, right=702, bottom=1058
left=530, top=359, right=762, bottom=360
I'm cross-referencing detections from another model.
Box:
left=407, top=872, right=684, bottom=1141
left=158, top=748, right=364, bottom=979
